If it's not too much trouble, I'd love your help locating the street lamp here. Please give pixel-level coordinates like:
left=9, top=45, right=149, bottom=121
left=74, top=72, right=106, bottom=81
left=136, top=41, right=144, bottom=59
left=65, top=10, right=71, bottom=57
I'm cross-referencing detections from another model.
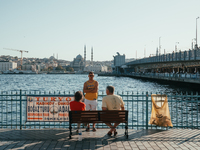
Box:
left=196, top=17, right=199, bottom=48
left=159, top=37, right=161, bottom=54
left=175, top=42, right=179, bottom=52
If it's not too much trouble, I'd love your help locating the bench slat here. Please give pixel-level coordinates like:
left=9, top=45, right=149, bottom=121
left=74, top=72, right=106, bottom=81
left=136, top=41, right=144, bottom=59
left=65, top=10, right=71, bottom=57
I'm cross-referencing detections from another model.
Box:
left=100, top=112, right=126, bottom=114
left=100, top=114, right=126, bottom=117
left=70, top=110, right=128, bottom=123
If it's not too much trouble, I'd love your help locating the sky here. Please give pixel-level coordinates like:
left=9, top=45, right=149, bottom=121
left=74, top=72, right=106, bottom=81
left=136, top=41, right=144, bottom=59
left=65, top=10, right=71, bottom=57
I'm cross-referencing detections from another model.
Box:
left=1, top=0, right=200, bottom=61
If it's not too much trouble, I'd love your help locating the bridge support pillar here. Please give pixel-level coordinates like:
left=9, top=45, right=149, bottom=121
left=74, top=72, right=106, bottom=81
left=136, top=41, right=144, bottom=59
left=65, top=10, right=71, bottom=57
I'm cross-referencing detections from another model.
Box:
left=187, top=68, right=190, bottom=73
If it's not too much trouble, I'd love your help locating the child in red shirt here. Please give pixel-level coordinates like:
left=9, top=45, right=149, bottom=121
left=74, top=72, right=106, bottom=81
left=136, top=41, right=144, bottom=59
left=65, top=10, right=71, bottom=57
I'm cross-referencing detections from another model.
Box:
left=70, top=91, right=86, bottom=131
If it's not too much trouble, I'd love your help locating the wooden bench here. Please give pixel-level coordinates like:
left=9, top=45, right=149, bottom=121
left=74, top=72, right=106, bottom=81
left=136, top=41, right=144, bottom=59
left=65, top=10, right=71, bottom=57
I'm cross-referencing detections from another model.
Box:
left=69, top=110, right=128, bottom=139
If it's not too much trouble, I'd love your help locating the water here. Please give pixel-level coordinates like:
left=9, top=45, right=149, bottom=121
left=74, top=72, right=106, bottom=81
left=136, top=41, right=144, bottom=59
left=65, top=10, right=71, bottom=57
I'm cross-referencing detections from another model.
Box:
left=0, top=74, right=199, bottom=129
left=0, top=74, right=196, bottom=93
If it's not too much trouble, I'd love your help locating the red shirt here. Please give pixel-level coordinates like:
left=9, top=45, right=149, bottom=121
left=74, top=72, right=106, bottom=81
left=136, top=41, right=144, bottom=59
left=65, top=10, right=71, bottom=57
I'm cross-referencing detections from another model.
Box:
left=70, top=101, right=86, bottom=111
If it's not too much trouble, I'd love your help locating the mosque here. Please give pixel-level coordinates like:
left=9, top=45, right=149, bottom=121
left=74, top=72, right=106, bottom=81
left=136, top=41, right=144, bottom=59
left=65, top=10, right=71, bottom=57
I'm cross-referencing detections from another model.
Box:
left=70, top=46, right=107, bottom=73
left=70, top=54, right=85, bottom=71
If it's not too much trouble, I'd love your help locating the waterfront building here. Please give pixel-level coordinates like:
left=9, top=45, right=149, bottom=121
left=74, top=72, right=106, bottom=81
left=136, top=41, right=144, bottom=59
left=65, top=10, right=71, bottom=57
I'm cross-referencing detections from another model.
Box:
left=84, top=63, right=108, bottom=73
left=39, top=64, right=47, bottom=71
left=70, top=54, right=85, bottom=71
left=0, top=60, right=17, bottom=71
left=21, top=64, right=37, bottom=72
left=47, top=60, right=58, bottom=68
left=112, top=52, right=125, bottom=73
left=59, top=62, right=70, bottom=69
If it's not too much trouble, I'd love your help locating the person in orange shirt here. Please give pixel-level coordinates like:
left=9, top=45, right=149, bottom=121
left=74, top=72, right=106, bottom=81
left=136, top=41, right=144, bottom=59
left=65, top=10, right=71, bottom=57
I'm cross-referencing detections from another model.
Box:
left=70, top=91, right=86, bottom=132
left=83, top=71, right=99, bottom=132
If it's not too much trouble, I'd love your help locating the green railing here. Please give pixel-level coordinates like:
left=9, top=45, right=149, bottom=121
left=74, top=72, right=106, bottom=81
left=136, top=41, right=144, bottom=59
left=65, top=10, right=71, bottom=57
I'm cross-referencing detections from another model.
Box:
left=0, top=90, right=199, bottom=130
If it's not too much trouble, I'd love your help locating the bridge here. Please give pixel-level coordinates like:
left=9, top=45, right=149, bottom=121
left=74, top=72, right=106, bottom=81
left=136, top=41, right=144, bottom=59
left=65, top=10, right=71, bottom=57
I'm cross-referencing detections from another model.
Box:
left=99, top=47, right=200, bottom=85
left=124, top=46, right=200, bottom=74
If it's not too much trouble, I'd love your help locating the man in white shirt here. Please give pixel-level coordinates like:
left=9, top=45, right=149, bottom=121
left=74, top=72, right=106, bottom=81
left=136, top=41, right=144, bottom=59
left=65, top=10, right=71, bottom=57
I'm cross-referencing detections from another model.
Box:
left=102, top=86, right=125, bottom=136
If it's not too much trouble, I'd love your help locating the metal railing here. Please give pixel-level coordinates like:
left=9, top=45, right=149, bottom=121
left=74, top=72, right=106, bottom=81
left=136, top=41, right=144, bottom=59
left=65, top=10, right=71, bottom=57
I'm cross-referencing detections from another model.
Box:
left=0, top=90, right=199, bottom=130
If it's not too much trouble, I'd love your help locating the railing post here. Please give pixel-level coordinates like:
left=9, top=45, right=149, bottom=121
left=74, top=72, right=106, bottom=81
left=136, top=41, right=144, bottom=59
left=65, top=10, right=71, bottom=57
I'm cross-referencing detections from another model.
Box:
left=146, top=92, right=149, bottom=130
left=20, top=89, right=22, bottom=130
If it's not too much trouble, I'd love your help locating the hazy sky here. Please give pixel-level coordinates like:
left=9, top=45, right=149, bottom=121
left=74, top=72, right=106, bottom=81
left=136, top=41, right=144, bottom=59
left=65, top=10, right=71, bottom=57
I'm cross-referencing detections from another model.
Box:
left=1, top=0, right=200, bottom=61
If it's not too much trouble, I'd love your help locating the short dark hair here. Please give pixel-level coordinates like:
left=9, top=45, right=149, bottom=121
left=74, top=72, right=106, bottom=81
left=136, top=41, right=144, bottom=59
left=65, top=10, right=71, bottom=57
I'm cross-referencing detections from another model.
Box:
left=74, top=91, right=83, bottom=102
left=106, top=86, right=115, bottom=94
left=89, top=71, right=94, bottom=75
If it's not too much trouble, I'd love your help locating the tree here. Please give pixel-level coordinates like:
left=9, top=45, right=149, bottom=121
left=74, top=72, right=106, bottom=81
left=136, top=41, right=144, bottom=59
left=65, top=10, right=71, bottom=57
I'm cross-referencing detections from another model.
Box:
left=48, top=66, right=53, bottom=71
left=69, top=67, right=74, bottom=72
left=66, top=66, right=74, bottom=72
left=56, top=65, right=63, bottom=70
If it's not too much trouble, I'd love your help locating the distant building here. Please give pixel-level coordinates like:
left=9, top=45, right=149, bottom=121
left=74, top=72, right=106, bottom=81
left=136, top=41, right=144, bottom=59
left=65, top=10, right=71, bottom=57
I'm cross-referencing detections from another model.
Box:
left=21, top=64, right=37, bottom=71
left=39, top=63, right=47, bottom=70
left=70, top=54, right=85, bottom=71
left=84, top=63, right=108, bottom=73
left=0, top=61, right=17, bottom=71
left=47, top=60, right=58, bottom=68
left=59, top=62, right=70, bottom=67
left=112, top=52, right=125, bottom=73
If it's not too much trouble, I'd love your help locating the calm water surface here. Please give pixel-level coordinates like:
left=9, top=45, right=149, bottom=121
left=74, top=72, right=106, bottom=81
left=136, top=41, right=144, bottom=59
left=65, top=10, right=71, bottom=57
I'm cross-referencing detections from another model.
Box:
left=0, top=74, right=199, bottom=129
left=0, top=74, right=197, bottom=93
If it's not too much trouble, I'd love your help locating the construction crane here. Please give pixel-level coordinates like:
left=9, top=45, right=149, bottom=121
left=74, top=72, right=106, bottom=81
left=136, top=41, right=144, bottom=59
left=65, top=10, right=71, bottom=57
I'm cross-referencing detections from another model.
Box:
left=3, top=48, right=29, bottom=69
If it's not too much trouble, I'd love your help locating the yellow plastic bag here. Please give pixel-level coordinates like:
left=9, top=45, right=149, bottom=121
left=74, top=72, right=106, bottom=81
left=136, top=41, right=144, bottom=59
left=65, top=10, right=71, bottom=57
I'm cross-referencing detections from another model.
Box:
left=149, top=94, right=173, bottom=127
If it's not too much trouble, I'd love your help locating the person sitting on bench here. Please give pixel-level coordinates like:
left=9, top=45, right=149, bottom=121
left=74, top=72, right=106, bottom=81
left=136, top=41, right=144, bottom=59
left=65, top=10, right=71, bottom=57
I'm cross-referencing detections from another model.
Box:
left=102, top=86, right=125, bottom=136
left=70, top=91, right=86, bottom=132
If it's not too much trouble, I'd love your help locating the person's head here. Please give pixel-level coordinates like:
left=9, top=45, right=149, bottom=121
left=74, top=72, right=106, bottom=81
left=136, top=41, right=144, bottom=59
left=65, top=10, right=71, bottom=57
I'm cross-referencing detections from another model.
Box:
left=74, top=91, right=83, bottom=102
left=106, top=86, right=115, bottom=95
left=88, top=71, right=94, bottom=79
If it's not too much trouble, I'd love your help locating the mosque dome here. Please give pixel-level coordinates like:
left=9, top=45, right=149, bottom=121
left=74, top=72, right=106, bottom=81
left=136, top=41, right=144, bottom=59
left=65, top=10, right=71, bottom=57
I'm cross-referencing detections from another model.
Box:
left=70, top=53, right=85, bottom=71
left=76, top=54, right=83, bottom=59
left=49, top=56, right=55, bottom=60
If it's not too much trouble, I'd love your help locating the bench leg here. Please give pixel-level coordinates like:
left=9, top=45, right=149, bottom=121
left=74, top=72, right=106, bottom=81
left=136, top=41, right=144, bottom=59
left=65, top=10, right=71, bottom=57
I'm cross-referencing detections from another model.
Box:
left=69, top=124, right=72, bottom=139
left=125, top=123, right=128, bottom=139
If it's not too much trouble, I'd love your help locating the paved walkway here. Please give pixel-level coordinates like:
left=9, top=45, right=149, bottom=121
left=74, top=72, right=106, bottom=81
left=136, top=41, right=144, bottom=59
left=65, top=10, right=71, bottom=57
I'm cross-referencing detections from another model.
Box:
left=0, top=128, right=200, bottom=150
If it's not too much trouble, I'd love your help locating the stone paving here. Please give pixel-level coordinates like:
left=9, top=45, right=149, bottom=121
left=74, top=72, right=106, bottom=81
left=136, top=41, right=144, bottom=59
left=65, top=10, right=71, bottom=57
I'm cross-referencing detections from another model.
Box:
left=0, top=128, right=200, bottom=150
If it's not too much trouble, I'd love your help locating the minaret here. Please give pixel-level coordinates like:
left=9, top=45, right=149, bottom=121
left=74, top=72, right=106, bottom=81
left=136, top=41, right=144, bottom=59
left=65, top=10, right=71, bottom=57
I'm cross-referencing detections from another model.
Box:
left=84, top=45, right=86, bottom=63
left=91, top=47, right=93, bottom=66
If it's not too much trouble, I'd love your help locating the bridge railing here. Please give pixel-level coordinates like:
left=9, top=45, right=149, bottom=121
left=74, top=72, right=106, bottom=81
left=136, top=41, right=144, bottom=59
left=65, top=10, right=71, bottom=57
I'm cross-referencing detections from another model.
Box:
left=126, top=48, right=200, bottom=66
left=0, top=90, right=199, bottom=130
